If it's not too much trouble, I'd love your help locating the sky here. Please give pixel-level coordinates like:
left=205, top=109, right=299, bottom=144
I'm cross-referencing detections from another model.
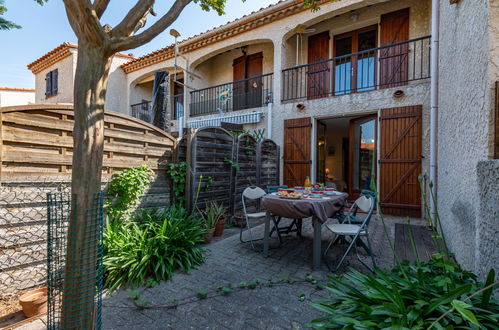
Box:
left=0, top=0, right=279, bottom=88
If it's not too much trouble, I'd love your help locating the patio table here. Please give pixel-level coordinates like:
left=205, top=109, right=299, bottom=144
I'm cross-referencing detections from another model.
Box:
left=261, top=193, right=348, bottom=270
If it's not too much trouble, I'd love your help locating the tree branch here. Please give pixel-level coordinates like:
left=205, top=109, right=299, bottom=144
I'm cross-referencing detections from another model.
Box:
left=92, top=0, right=111, bottom=18
left=110, top=0, right=192, bottom=52
left=63, top=0, right=110, bottom=50
left=109, top=0, right=155, bottom=38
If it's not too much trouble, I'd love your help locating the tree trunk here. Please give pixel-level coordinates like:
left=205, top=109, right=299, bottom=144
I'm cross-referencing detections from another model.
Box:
left=61, top=42, right=112, bottom=329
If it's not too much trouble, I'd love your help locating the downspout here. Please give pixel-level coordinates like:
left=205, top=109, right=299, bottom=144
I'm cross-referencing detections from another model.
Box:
left=430, top=0, right=440, bottom=219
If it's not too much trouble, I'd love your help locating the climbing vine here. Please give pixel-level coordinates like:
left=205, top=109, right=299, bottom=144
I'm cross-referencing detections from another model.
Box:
left=167, top=161, right=188, bottom=204
left=105, top=164, right=154, bottom=219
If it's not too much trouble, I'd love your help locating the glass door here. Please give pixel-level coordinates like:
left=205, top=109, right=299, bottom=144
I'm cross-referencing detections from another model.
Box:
left=334, top=25, right=377, bottom=95
left=349, top=115, right=377, bottom=199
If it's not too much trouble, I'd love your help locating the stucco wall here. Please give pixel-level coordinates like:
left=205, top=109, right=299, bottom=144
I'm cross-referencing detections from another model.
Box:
left=35, top=52, right=75, bottom=104
left=437, top=0, right=497, bottom=277
left=106, top=56, right=130, bottom=114
left=0, top=90, right=35, bottom=107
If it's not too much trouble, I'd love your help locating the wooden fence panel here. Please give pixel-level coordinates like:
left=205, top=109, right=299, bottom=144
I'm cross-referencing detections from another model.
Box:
left=187, top=127, right=234, bottom=211
left=232, top=134, right=258, bottom=215
left=257, top=139, right=280, bottom=189
left=0, top=105, right=176, bottom=297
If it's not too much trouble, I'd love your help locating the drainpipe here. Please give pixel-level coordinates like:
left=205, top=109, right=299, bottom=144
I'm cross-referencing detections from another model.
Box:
left=429, top=0, right=440, bottom=219
left=267, top=101, right=273, bottom=139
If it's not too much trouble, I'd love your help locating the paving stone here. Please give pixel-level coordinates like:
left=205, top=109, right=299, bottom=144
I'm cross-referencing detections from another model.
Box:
left=101, top=215, right=408, bottom=329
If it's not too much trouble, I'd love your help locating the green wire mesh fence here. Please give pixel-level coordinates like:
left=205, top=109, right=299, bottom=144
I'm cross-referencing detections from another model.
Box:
left=47, top=192, right=104, bottom=330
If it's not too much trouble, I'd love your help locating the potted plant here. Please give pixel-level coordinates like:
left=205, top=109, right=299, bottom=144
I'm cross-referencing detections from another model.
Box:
left=211, top=203, right=228, bottom=237
left=200, top=203, right=221, bottom=243
left=19, top=287, right=48, bottom=317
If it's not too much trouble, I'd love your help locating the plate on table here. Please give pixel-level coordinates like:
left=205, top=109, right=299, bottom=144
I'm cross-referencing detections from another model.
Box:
left=279, top=195, right=302, bottom=199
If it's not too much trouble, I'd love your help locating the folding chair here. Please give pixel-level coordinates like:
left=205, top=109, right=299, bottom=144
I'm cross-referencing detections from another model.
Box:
left=265, top=185, right=303, bottom=238
left=240, top=186, right=281, bottom=250
left=323, top=194, right=376, bottom=272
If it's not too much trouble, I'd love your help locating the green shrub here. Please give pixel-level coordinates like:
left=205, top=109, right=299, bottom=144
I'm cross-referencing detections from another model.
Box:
left=306, top=254, right=498, bottom=329
left=105, top=164, right=154, bottom=218
left=103, top=205, right=206, bottom=291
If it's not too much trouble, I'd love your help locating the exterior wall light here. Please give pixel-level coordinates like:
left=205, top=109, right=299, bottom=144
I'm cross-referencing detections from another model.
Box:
left=296, top=103, right=305, bottom=111
left=393, top=90, right=405, bottom=98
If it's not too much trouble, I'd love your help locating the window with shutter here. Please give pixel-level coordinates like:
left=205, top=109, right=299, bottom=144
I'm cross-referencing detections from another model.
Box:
left=45, top=69, right=59, bottom=98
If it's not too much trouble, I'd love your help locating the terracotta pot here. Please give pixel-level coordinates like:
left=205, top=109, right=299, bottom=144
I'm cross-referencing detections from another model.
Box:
left=213, top=218, right=226, bottom=237
left=19, top=287, right=48, bottom=318
left=203, top=228, right=215, bottom=244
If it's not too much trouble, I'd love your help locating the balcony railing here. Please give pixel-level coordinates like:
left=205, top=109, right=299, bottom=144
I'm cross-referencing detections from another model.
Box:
left=190, top=73, right=273, bottom=117
left=281, top=36, right=431, bottom=102
left=172, top=93, right=184, bottom=120
left=131, top=100, right=153, bottom=124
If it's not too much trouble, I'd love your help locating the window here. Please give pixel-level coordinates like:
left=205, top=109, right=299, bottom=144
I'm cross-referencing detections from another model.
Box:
left=45, top=69, right=58, bottom=98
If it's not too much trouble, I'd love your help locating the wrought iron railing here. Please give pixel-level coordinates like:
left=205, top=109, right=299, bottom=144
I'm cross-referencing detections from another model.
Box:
left=190, top=73, right=273, bottom=117
left=281, top=36, right=431, bottom=102
left=130, top=100, right=153, bottom=124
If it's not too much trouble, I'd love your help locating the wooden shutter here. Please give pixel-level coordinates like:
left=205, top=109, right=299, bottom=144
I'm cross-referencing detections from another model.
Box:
left=379, top=105, right=422, bottom=217
left=379, top=8, right=410, bottom=88
left=45, top=72, right=52, bottom=97
left=307, top=31, right=330, bottom=99
left=246, top=52, right=263, bottom=109
left=233, top=55, right=246, bottom=110
left=52, top=69, right=58, bottom=95
left=283, top=117, right=312, bottom=187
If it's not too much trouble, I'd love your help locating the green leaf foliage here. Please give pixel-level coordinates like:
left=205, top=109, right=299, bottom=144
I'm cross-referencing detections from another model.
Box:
left=105, top=164, right=154, bottom=219
left=306, top=255, right=499, bottom=329
left=103, top=205, right=206, bottom=291
left=167, top=162, right=187, bottom=204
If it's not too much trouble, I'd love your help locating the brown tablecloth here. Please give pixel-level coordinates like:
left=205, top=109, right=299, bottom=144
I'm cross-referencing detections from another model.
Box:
left=261, top=193, right=348, bottom=223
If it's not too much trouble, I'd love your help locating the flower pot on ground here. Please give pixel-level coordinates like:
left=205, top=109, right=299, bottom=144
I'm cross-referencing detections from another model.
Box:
left=203, top=228, right=215, bottom=244
left=19, top=287, right=47, bottom=318
left=213, top=217, right=227, bottom=237
left=200, top=202, right=227, bottom=239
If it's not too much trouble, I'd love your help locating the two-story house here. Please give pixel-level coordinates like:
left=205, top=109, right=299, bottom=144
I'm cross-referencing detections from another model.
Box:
left=26, top=0, right=498, bottom=278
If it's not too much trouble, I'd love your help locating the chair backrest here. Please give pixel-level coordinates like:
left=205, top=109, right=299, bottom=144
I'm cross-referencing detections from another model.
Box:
left=243, top=186, right=266, bottom=200
left=348, top=194, right=375, bottom=228
left=266, top=185, right=288, bottom=194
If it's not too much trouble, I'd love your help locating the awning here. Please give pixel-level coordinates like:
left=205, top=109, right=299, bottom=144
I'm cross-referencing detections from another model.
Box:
left=187, top=110, right=264, bottom=129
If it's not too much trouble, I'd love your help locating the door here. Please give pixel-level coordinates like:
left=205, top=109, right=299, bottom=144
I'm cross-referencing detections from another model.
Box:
left=283, top=117, right=312, bottom=187
left=307, top=31, right=330, bottom=99
left=246, top=52, right=263, bottom=109
left=316, top=121, right=327, bottom=183
left=379, top=8, right=410, bottom=88
left=379, top=105, right=422, bottom=217
left=348, top=115, right=377, bottom=200
left=334, top=26, right=377, bottom=95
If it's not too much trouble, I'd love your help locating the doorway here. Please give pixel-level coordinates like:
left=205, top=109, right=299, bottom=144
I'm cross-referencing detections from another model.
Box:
left=316, top=115, right=377, bottom=200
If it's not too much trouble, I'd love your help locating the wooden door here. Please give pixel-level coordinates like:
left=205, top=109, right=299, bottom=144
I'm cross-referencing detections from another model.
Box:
left=307, top=31, right=330, bottom=99
left=245, top=52, right=263, bottom=109
left=233, top=55, right=246, bottom=110
left=379, top=105, right=422, bottom=217
left=283, top=117, right=312, bottom=187
left=379, top=8, right=410, bottom=88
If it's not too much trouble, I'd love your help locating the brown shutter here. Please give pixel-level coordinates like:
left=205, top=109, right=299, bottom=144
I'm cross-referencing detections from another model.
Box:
left=246, top=52, right=263, bottom=109
left=379, top=8, right=410, bottom=88
left=283, top=117, right=312, bottom=187
left=307, top=31, right=330, bottom=99
left=379, top=105, right=422, bottom=217
left=233, top=55, right=246, bottom=110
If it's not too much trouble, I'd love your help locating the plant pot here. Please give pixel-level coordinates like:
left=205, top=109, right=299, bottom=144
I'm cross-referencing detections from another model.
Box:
left=213, top=218, right=226, bottom=237
left=19, top=287, right=48, bottom=318
left=232, top=215, right=246, bottom=228
left=203, top=228, right=215, bottom=244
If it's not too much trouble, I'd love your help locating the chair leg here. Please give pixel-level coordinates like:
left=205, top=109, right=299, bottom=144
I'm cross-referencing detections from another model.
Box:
left=334, top=234, right=359, bottom=272
left=366, top=231, right=376, bottom=269
left=297, top=219, right=303, bottom=237
left=323, top=233, right=337, bottom=258
left=272, top=216, right=283, bottom=244
left=353, top=234, right=375, bottom=272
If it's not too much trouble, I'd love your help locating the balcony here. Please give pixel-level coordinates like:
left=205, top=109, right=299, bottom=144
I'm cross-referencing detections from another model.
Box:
left=281, top=36, right=431, bottom=102
left=130, top=94, right=184, bottom=128
left=190, top=73, right=273, bottom=117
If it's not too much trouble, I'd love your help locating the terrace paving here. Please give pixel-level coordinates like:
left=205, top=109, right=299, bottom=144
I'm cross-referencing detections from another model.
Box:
left=102, top=215, right=421, bottom=330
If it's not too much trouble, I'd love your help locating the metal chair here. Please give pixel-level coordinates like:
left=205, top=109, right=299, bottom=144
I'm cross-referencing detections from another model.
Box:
left=265, top=185, right=303, bottom=238
left=240, top=186, right=281, bottom=250
left=323, top=194, right=376, bottom=272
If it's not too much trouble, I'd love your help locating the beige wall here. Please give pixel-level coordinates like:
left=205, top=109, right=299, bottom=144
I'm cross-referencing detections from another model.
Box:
left=35, top=51, right=76, bottom=104
left=0, top=90, right=35, bottom=107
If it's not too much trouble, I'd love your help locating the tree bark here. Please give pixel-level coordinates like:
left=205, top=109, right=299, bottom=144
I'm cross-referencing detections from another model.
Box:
left=62, top=41, right=112, bottom=329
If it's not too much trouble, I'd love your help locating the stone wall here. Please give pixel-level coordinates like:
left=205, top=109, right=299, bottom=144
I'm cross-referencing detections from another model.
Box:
left=437, top=0, right=498, bottom=278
